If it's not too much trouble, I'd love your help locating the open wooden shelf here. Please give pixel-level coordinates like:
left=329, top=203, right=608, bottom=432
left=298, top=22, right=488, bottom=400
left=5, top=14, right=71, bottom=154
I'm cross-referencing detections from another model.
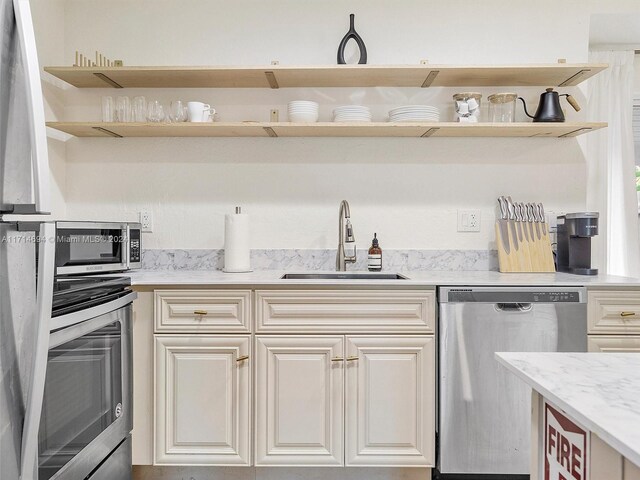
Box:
left=46, top=122, right=607, bottom=138
left=43, top=63, right=608, bottom=89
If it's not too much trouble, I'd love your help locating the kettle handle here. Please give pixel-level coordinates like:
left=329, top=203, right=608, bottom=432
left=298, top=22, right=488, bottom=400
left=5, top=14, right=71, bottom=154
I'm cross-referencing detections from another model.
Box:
left=518, top=97, right=535, bottom=119
left=561, top=94, right=581, bottom=112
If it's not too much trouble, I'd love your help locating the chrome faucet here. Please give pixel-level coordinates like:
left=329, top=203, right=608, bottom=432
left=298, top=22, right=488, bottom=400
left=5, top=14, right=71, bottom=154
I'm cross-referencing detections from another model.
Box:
left=336, top=200, right=356, bottom=271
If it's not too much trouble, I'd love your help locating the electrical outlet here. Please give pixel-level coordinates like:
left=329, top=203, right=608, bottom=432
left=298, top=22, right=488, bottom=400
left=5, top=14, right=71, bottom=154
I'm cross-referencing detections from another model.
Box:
left=139, top=209, right=153, bottom=233
left=457, top=210, right=481, bottom=232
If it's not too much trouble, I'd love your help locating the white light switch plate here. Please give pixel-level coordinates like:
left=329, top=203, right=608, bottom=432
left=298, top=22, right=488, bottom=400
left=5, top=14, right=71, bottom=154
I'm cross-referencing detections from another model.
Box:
left=457, top=210, right=481, bottom=232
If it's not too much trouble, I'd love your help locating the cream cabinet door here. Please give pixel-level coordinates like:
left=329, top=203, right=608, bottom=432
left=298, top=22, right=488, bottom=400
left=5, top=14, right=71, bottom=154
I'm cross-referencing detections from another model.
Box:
left=255, top=336, right=344, bottom=466
left=345, top=336, right=435, bottom=466
left=154, top=335, right=251, bottom=465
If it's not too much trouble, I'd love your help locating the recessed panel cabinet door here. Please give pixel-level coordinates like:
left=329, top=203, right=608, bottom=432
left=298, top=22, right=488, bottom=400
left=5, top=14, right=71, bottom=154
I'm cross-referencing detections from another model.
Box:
left=154, top=335, right=251, bottom=465
left=255, top=336, right=344, bottom=466
left=345, top=336, right=435, bottom=466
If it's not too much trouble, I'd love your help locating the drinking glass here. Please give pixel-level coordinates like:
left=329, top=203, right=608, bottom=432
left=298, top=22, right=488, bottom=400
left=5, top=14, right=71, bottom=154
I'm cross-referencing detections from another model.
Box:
left=132, top=96, right=147, bottom=122
left=169, top=100, right=187, bottom=122
left=115, top=96, right=131, bottom=122
left=147, top=100, right=165, bottom=123
left=101, top=96, right=114, bottom=122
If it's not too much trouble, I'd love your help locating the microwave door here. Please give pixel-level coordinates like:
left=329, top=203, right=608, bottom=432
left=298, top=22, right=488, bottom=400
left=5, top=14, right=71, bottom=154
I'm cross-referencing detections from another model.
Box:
left=0, top=0, right=51, bottom=215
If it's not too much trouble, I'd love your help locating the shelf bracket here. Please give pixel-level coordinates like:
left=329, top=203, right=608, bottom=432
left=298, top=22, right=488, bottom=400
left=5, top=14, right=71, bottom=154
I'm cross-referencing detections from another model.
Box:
left=263, top=127, right=278, bottom=137
left=421, top=127, right=439, bottom=137
left=92, top=126, right=122, bottom=138
left=559, top=127, right=592, bottom=138
left=559, top=69, right=590, bottom=87
left=421, top=70, right=439, bottom=88
left=265, top=71, right=279, bottom=89
left=93, top=72, right=123, bottom=88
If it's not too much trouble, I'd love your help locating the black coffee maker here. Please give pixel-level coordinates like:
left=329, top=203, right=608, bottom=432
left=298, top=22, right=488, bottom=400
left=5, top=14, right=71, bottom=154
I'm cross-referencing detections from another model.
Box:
left=556, top=212, right=599, bottom=275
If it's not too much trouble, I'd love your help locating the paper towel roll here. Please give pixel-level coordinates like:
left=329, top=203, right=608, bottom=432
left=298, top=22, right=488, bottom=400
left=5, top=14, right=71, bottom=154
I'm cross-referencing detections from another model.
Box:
left=224, top=210, right=251, bottom=273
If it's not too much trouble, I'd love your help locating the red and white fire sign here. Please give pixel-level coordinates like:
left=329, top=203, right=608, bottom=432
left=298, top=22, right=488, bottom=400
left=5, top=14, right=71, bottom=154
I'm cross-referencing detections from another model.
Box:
left=544, top=400, right=589, bottom=480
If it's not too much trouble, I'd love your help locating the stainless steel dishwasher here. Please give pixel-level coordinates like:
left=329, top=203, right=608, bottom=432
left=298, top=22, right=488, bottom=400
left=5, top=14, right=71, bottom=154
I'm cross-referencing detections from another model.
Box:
left=437, top=286, right=587, bottom=478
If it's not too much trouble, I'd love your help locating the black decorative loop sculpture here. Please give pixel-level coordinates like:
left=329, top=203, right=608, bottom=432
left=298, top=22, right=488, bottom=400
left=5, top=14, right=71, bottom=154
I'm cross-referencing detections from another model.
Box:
left=337, top=14, right=367, bottom=65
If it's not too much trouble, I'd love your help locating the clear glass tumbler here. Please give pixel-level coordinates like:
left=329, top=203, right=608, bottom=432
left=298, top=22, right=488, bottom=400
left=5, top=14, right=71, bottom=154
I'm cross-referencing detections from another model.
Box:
left=132, top=96, right=147, bottom=122
left=169, top=100, right=187, bottom=122
left=115, top=96, right=131, bottom=122
left=101, top=96, right=115, bottom=122
left=147, top=100, right=165, bottom=123
left=488, top=93, right=517, bottom=123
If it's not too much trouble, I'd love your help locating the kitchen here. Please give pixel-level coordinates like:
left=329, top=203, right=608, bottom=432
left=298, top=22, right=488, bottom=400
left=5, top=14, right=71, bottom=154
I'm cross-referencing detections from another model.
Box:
left=3, top=1, right=640, bottom=479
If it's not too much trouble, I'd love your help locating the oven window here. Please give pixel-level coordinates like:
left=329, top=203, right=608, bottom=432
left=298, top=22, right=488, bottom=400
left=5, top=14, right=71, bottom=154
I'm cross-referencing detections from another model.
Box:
left=38, top=322, right=123, bottom=480
left=55, top=228, right=123, bottom=267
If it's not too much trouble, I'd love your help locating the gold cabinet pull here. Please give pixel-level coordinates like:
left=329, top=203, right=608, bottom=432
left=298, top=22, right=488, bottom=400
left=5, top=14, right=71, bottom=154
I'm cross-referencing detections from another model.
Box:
left=331, top=357, right=344, bottom=362
left=194, top=310, right=208, bottom=316
left=346, top=356, right=359, bottom=362
left=236, top=355, right=249, bottom=363
left=621, top=312, right=636, bottom=317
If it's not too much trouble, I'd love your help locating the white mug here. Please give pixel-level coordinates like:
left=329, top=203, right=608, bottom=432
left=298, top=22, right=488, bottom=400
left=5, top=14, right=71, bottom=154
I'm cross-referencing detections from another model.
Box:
left=187, top=101, right=215, bottom=122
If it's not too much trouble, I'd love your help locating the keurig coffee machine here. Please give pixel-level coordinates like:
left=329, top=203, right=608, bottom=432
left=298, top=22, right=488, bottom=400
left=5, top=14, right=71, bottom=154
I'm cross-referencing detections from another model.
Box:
left=556, top=212, right=599, bottom=275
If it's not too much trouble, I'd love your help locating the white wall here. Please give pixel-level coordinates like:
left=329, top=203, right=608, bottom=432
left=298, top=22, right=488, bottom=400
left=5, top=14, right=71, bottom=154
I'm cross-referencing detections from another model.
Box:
left=37, top=0, right=640, bottom=250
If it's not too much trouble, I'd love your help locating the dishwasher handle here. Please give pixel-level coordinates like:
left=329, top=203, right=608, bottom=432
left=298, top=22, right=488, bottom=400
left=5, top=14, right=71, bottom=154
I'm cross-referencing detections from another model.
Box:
left=495, top=303, right=533, bottom=313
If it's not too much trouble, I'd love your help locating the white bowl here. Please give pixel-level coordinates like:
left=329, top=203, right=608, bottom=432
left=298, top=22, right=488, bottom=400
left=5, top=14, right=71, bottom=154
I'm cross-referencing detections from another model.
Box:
left=289, top=112, right=319, bottom=122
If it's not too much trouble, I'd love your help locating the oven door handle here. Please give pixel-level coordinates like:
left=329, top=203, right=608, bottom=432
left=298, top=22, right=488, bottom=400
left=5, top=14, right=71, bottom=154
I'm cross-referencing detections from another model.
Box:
left=20, top=222, right=55, bottom=480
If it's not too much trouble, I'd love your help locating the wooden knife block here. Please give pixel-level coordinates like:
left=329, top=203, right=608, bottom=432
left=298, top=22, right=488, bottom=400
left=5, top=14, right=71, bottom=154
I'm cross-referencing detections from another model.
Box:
left=495, top=220, right=556, bottom=273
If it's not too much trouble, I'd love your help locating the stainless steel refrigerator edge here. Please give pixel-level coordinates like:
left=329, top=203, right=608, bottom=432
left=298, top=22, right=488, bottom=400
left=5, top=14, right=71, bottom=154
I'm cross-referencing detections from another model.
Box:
left=437, top=287, right=587, bottom=477
left=1, top=0, right=53, bottom=478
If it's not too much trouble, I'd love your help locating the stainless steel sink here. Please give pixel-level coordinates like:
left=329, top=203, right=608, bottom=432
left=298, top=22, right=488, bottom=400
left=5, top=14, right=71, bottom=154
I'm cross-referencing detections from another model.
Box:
left=280, top=273, right=408, bottom=280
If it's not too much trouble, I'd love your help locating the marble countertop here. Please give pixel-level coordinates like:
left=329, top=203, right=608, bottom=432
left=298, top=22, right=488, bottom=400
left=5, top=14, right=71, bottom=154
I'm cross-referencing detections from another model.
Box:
left=124, top=269, right=640, bottom=287
left=496, top=352, right=640, bottom=468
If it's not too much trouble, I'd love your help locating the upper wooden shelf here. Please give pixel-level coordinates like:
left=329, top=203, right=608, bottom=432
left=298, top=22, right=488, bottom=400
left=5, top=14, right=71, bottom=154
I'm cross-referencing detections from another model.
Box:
left=46, top=121, right=607, bottom=138
left=43, top=63, right=608, bottom=89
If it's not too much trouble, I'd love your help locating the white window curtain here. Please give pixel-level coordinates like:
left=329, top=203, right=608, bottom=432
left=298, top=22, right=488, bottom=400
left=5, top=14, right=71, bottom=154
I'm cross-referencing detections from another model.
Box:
left=587, top=50, right=640, bottom=277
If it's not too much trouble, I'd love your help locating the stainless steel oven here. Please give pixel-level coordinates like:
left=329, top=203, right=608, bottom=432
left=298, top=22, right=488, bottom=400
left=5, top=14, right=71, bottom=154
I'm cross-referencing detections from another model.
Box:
left=54, top=222, right=141, bottom=275
left=37, top=281, right=135, bottom=480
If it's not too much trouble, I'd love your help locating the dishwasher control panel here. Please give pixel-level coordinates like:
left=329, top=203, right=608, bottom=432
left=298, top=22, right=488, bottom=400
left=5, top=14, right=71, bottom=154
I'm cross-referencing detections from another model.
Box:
left=441, top=287, right=585, bottom=303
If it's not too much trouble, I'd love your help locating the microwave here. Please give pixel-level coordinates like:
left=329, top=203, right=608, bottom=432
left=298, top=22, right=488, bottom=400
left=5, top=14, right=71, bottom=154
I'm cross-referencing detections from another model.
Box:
left=54, top=221, right=142, bottom=275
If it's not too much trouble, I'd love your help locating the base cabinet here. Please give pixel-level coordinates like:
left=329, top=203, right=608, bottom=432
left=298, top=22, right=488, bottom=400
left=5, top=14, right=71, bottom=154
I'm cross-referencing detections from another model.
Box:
left=346, top=336, right=435, bottom=466
left=255, top=335, right=435, bottom=467
left=154, top=335, right=251, bottom=465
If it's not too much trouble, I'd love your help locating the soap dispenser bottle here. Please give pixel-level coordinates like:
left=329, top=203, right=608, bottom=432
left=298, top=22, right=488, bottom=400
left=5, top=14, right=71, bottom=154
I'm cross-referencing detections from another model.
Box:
left=368, top=233, right=382, bottom=271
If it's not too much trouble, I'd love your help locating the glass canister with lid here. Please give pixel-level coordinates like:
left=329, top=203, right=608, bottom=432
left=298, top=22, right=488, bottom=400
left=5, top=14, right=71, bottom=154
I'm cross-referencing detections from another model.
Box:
left=488, top=93, right=518, bottom=123
left=453, top=92, right=482, bottom=122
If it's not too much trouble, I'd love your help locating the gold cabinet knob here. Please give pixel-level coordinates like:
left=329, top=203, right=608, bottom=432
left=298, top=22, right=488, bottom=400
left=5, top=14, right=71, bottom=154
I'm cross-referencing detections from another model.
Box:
left=236, top=355, right=249, bottom=363
left=331, top=357, right=345, bottom=362
left=194, top=310, right=208, bottom=316
left=621, top=312, right=636, bottom=317
left=346, top=356, right=359, bottom=362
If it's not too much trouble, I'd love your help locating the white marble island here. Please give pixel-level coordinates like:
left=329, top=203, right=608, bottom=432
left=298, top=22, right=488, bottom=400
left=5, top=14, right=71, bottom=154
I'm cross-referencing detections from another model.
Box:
left=497, top=353, right=640, bottom=480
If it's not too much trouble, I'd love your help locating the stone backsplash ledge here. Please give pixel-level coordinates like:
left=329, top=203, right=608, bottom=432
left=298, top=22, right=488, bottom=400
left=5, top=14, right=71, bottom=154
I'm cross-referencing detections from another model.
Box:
left=142, top=249, right=499, bottom=271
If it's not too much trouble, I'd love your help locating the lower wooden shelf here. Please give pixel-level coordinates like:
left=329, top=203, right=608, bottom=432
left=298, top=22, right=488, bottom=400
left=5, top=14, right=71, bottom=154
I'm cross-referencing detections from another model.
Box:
left=46, top=121, right=607, bottom=138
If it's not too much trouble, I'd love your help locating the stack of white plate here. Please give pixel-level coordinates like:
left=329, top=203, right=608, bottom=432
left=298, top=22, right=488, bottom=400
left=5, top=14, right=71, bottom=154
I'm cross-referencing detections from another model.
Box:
left=389, top=105, right=440, bottom=122
left=333, top=105, right=372, bottom=123
left=288, top=101, right=319, bottom=122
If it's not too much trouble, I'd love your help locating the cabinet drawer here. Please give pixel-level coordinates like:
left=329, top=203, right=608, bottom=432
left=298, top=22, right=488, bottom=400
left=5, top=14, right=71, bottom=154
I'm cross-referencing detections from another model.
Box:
left=155, top=290, right=251, bottom=333
left=588, top=335, right=640, bottom=352
left=256, top=290, right=435, bottom=333
left=588, top=290, right=640, bottom=334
